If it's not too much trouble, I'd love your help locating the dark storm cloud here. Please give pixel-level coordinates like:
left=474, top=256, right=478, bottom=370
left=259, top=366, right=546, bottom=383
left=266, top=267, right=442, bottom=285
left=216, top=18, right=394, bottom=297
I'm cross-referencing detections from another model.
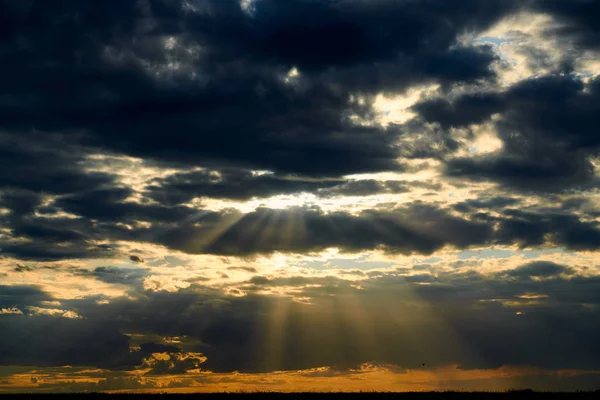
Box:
left=54, top=187, right=196, bottom=223
left=0, top=0, right=521, bottom=178
left=181, top=0, right=514, bottom=94
left=146, top=168, right=435, bottom=204
left=0, top=0, right=595, bottom=262
left=2, top=0, right=600, bottom=385
left=0, top=315, right=141, bottom=368
left=214, top=0, right=517, bottom=71
left=5, top=192, right=600, bottom=260
left=0, top=136, right=113, bottom=196
left=412, top=74, right=600, bottom=191
left=4, top=262, right=597, bottom=373
left=0, top=287, right=153, bottom=369
left=10, top=223, right=86, bottom=244
left=447, top=154, right=594, bottom=191
left=0, top=242, right=115, bottom=262
left=505, top=261, right=576, bottom=280
left=452, top=196, right=521, bottom=213
left=493, top=210, right=600, bottom=251
left=413, top=93, right=506, bottom=129
left=0, top=208, right=120, bottom=261
left=0, top=136, right=128, bottom=261
left=154, top=203, right=494, bottom=256
left=0, top=191, right=43, bottom=218
left=316, top=180, right=411, bottom=197
left=2, top=261, right=600, bottom=373
left=403, top=271, right=600, bottom=371
left=146, top=169, right=343, bottom=205
left=139, top=342, right=180, bottom=355
left=497, top=74, right=600, bottom=151
left=152, top=202, right=600, bottom=255
left=0, top=285, right=50, bottom=310
left=90, top=266, right=150, bottom=287
left=537, top=0, right=600, bottom=51
left=6, top=176, right=492, bottom=258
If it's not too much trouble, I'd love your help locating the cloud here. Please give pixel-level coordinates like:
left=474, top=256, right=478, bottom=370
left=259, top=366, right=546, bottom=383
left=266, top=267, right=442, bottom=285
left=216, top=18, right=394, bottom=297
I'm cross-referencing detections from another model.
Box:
left=316, top=180, right=410, bottom=198
left=0, top=135, right=114, bottom=195
left=88, top=266, right=150, bottom=287
left=143, top=276, right=191, bottom=293
left=0, top=315, right=140, bottom=368
left=139, top=342, right=181, bottom=355
left=0, top=1, right=595, bottom=263
left=0, top=0, right=523, bottom=179
left=418, top=74, right=600, bottom=191
left=147, top=169, right=344, bottom=205
left=80, top=267, right=600, bottom=372
left=6, top=190, right=600, bottom=261
left=413, top=92, right=506, bottom=129
left=155, top=203, right=493, bottom=256
left=0, top=285, right=51, bottom=310
left=14, top=264, right=34, bottom=273
left=26, top=306, right=83, bottom=319
left=452, top=197, right=521, bottom=213
left=1, top=260, right=600, bottom=375
left=142, top=352, right=207, bottom=375
left=227, top=267, right=259, bottom=273
left=0, top=0, right=599, bottom=388
left=0, top=307, right=23, bottom=315
left=505, top=261, right=576, bottom=280
left=493, top=210, right=600, bottom=251
left=537, top=0, right=600, bottom=51
left=146, top=170, right=432, bottom=205
left=129, top=255, right=145, bottom=263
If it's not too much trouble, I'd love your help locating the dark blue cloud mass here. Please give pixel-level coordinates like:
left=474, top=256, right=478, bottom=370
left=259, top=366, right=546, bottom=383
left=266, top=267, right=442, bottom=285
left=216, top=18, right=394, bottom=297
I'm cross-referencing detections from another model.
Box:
left=0, top=0, right=600, bottom=387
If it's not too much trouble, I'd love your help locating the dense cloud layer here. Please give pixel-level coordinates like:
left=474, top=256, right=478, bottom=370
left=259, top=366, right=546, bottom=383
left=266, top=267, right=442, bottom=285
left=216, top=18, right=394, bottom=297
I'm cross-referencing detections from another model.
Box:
left=1, top=0, right=600, bottom=388
left=536, top=0, right=600, bottom=51
left=436, top=75, right=600, bottom=191
left=2, top=263, right=600, bottom=373
left=3, top=195, right=600, bottom=260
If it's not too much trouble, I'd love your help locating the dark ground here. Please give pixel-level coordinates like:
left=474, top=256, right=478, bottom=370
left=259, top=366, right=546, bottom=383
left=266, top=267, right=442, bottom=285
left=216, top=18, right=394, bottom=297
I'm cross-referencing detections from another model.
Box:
left=2, top=392, right=600, bottom=399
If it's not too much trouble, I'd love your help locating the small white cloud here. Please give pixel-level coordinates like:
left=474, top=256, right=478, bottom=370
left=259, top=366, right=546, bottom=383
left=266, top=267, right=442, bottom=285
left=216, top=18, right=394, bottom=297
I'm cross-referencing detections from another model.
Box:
left=0, top=307, right=23, bottom=315
left=40, top=300, right=62, bottom=307
left=27, top=306, right=83, bottom=319
left=143, top=276, right=191, bottom=292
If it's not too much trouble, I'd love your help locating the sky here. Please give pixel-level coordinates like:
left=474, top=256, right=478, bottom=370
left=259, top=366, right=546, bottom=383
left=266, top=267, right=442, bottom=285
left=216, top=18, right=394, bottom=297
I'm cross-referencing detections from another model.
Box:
left=1, top=0, right=600, bottom=393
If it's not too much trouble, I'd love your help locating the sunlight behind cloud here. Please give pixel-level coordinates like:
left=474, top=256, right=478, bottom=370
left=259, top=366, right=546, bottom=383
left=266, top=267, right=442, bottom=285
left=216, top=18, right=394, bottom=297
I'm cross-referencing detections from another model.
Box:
left=373, top=85, right=439, bottom=126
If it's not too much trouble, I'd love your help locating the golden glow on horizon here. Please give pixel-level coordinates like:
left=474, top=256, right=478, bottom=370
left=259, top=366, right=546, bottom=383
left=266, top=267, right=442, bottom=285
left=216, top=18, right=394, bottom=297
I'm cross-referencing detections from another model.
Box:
left=3, top=363, right=599, bottom=393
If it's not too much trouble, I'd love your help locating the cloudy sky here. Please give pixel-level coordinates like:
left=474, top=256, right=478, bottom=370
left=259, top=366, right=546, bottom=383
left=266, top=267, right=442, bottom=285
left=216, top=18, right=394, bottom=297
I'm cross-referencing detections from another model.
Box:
left=1, top=0, right=600, bottom=393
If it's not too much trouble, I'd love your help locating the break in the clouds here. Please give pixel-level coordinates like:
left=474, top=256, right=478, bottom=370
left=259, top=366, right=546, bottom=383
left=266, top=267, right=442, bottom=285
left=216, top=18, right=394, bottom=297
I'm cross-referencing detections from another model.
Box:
left=1, top=0, right=600, bottom=393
